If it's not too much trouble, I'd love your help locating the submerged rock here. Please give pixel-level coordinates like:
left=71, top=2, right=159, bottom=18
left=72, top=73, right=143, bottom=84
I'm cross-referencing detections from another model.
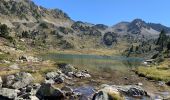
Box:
left=74, top=86, right=96, bottom=99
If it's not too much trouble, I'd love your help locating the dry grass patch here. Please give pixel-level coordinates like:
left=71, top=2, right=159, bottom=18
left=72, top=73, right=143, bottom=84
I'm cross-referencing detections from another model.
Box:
left=136, top=59, right=170, bottom=82
left=0, top=70, right=19, bottom=76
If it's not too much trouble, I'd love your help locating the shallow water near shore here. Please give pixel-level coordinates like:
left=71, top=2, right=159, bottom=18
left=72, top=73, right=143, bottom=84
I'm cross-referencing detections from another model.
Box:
left=41, top=53, right=144, bottom=71
left=41, top=53, right=170, bottom=99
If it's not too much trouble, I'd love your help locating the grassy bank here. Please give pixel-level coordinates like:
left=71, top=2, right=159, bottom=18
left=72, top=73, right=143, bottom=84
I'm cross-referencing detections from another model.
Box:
left=136, top=59, right=170, bottom=82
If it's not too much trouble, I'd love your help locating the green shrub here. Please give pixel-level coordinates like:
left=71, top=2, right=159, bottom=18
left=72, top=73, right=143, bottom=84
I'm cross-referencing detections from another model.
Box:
left=39, top=23, right=48, bottom=29
left=0, top=24, right=9, bottom=38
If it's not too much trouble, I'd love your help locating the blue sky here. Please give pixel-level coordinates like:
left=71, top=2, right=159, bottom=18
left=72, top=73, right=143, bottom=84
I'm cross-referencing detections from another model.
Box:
left=32, top=0, right=169, bottom=26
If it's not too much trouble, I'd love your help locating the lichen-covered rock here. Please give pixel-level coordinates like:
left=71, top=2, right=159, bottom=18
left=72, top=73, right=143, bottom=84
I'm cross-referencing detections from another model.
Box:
left=6, top=72, right=34, bottom=89
left=46, top=71, right=59, bottom=80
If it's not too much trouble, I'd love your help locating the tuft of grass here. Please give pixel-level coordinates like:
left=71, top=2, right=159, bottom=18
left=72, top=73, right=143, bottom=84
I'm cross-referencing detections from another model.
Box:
left=0, top=54, right=9, bottom=60
left=108, top=93, right=124, bottom=100
left=32, top=72, right=44, bottom=83
left=0, top=70, right=19, bottom=76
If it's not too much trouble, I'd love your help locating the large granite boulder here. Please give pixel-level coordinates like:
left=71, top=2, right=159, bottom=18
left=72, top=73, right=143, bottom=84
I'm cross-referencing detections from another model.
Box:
left=5, top=72, right=34, bottom=89
left=0, top=88, right=20, bottom=99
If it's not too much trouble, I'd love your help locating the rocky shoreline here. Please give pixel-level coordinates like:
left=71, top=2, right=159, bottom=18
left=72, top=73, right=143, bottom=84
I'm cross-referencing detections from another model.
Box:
left=0, top=63, right=169, bottom=100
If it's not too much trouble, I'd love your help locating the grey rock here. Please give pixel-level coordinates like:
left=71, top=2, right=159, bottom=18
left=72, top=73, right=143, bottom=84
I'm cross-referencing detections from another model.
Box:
left=0, top=77, right=3, bottom=88
left=115, top=85, right=148, bottom=97
left=67, top=72, right=74, bottom=77
left=6, top=72, right=34, bottom=89
left=58, top=63, right=77, bottom=74
left=6, top=75, right=15, bottom=87
left=19, top=55, right=39, bottom=62
left=0, top=88, right=20, bottom=99
left=92, top=91, right=109, bottom=100
left=36, top=83, right=64, bottom=99
left=12, top=72, right=34, bottom=89
left=54, top=76, right=65, bottom=84
left=26, top=85, right=32, bottom=93
left=74, top=71, right=91, bottom=78
left=29, top=83, right=41, bottom=96
left=46, top=71, right=59, bottom=80
left=158, top=81, right=165, bottom=86
left=137, top=82, right=143, bottom=86
left=9, top=63, right=20, bottom=70
left=29, top=96, right=39, bottom=100
left=45, top=79, right=55, bottom=85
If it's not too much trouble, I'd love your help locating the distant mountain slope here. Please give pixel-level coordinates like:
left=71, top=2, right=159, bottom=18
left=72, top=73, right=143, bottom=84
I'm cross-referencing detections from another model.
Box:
left=0, top=0, right=73, bottom=28
left=148, top=23, right=170, bottom=33
left=0, top=0, right=170, bottom=49
left=112, top=19, right=170, bottom=35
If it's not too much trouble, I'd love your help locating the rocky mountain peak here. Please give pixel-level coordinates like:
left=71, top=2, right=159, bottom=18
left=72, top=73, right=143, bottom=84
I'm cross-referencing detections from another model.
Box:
left=130, top=19, right=149, bottom=29
left=127, top=19, right=151, bottom=34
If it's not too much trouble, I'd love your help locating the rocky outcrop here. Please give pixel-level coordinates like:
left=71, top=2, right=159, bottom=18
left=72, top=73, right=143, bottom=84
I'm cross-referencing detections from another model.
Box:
left=58, top=63, right=91, bottom=78
left=5, top=72, right=34, bottom=89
